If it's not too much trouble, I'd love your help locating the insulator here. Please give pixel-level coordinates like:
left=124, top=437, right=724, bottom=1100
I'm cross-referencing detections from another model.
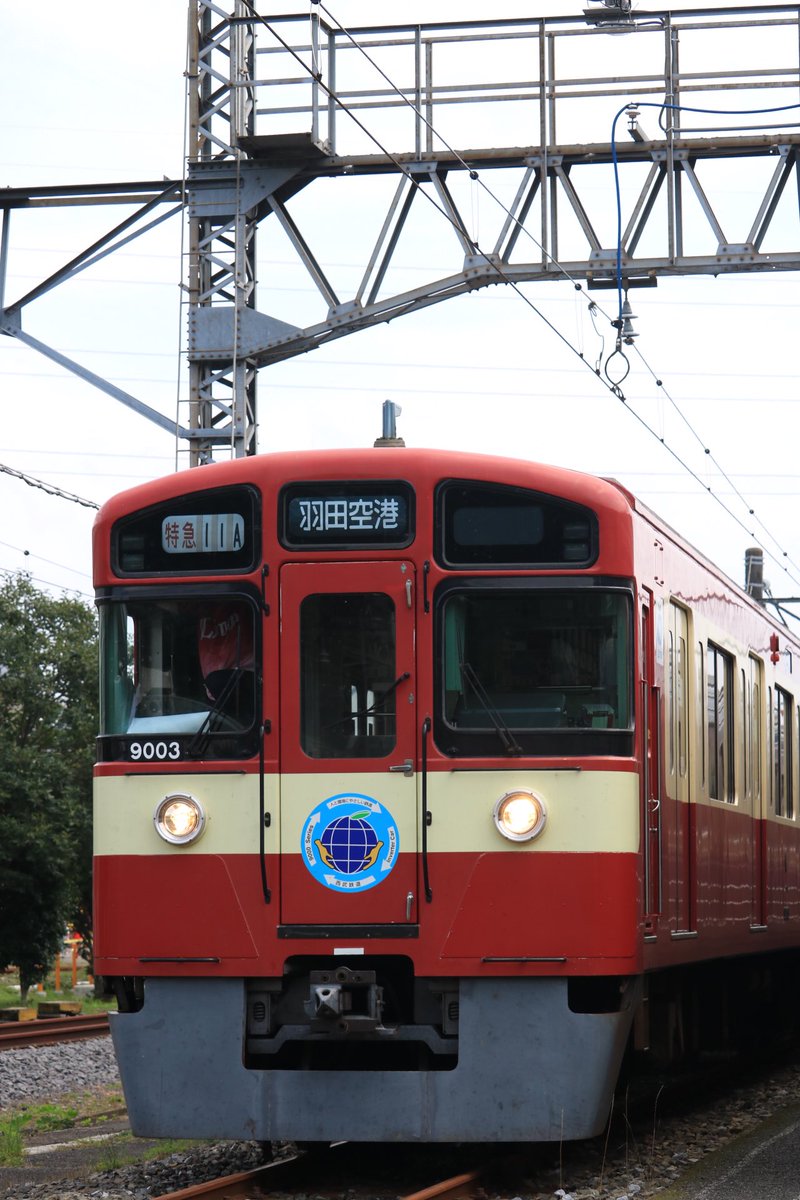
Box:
left=621, top=297, right=638, bottom=343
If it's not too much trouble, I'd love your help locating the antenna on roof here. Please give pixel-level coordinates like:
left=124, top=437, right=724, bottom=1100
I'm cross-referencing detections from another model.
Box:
left=374, top=400, right=405, bottom=448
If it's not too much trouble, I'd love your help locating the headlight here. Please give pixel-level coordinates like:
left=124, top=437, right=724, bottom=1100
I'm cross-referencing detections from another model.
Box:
left=492, top=790, right=546, bottom=842
left=154, top=793, right=206, bottom=845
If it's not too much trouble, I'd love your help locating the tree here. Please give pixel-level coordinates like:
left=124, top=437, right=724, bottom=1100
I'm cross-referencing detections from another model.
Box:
left=0, top=574, right=98, bottom=1000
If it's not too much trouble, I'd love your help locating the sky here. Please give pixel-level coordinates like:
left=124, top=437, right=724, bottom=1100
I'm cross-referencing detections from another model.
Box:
left=1, top=0, right=799, bottom=615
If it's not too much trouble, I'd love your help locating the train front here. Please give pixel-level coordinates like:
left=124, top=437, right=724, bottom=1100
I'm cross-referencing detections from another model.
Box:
left=93, top=448, right=642, bottom=1144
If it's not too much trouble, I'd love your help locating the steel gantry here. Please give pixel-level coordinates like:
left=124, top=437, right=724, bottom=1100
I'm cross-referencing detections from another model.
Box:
left=2, top=3, right=800, bottom=463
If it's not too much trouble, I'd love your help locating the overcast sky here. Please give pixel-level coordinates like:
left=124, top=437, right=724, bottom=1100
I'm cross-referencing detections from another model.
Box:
left=1, top=0, right=799, bottom=614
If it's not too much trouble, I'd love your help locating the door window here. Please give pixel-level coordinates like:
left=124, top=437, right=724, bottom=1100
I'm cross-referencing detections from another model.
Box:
left=300, top=593, right=397, bottom=759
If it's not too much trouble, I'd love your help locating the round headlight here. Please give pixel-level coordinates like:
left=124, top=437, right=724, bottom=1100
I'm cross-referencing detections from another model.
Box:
left=492, top=790, right=546, bottom=842
left=154, top=793, right=206, bottom=845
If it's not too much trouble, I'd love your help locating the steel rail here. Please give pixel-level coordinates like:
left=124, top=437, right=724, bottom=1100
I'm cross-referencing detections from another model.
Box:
left=0, top=1013, right=110, bottom=1050
left=152, top=1149, right=484, bottom=1200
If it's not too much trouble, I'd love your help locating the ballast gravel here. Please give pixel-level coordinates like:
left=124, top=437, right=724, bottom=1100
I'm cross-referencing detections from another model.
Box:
left=2, top=1037, right=800, bottom=1200
left=0, top=1038, right=120, bottom=1111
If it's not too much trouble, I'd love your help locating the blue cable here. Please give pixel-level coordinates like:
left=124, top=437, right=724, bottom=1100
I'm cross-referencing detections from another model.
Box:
left=610, top=99, right=800, bottom=323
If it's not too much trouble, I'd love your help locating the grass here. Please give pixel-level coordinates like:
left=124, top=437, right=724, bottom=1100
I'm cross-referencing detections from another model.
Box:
left=0, top=974, right=117, bottom=1014
left=0, top=1089, right=129, bottom=1168
left=27, top=1103, right=80, bottom=1132
left=0, top=1086, right=212, bottom=1176
left=0, top=1098, right=201, bottom=1173
left=0, top=1102, right=81, bottom=1159
left=95, top=1135, right=201, bottom=1172
left=94, top=1135, right=131, bottom=1172
left=0, top=1116, right=26, bottom=1167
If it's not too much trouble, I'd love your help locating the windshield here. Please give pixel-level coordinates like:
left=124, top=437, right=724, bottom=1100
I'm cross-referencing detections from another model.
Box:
left=99, top=595, right=257, bottom=756
left=438, top=584, right=632, bottom=757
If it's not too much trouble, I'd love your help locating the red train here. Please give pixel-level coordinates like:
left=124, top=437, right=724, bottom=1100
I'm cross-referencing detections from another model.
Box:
left=93, top=443, right=800, bottom=1143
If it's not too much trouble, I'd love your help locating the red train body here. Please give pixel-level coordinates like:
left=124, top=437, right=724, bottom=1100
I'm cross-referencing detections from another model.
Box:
left=93, top=447, right=800, bottom=1142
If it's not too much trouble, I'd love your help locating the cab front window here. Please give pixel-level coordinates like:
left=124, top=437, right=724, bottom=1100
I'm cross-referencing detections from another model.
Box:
left=98, top=593, right=258, bottom=760
left=437, top=580, right=633, bottom=758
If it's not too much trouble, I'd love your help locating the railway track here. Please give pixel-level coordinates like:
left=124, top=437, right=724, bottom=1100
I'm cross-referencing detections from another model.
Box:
left=151, top=1153, right=484, bottom=1200
left=0, top=1012, right=110, bottom=1050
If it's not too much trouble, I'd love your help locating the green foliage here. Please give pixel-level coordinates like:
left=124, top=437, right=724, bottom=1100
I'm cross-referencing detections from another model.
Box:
left=0, top=1115, right=25, bottom=1166
left=0, top=979, right=117, bottom=1012
left=29, top=1103, right=79, bottom=1132
left=0, top=573, right=98, bottom=999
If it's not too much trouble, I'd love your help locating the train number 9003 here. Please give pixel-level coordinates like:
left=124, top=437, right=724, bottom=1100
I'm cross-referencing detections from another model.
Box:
left=129, top=741, right=181, bottom=762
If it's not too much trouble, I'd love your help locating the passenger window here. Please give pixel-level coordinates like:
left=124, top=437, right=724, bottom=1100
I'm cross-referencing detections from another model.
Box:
left=707, top=642, right=734, bottom=802
left=774, top=686, right=793, bottom=818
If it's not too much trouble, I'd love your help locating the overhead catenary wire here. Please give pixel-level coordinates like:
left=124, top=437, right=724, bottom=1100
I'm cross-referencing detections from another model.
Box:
left=0, top=565, right=93, bottom=601
left=313, top=0, right=591, bottom=296
left=0, top=537, right=92, bottom=583
left=630, top=344, right=800, bottom=577
left=0, top=462, right=99, bottom=510
left=7, top=9, right=798, bottom=594
left=609, top=97, right=800, bottom=322
left=306, top=3, right=800, bottom=572
left=251, top=3, right=800, bottom=589
left=608, top=98, right=800, bottom=581
left=238, top=0, right=628, bottom=402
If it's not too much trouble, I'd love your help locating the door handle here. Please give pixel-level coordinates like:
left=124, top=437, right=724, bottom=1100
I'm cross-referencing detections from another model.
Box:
left=389, top=759, right=414, bottom=777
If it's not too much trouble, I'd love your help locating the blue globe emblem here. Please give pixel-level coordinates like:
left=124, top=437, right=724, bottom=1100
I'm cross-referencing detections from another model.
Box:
left=318, top=814, right=380, bottom=874
left=301, top=793, right=400, bottom=893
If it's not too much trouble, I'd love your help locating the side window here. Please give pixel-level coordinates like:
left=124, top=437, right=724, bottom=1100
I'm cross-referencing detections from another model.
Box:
left=300, top=593, right=397, bottom=759
left=676, top=627, right=687, bottom=779
left=774, top=686, right=793, bottom=818
left=707, top=642, right=735, bottom=802
left=667, top=604, right=688, bottom=782
left=667, top=628, right=675, bottom=776
left=752, top=667, right=761, bottom=811
left=768, top=686, right=773, bottom=812
left=696, top=642, right=706, bottom=787
left=741, top=667, right=748, bottom=804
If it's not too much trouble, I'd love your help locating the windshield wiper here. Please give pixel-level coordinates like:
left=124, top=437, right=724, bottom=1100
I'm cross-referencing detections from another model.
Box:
left=186, top=667, right=243, bottom=758
left=460, top=660, right=523, bottom=756
left=326, top=672, right=411, bottom=730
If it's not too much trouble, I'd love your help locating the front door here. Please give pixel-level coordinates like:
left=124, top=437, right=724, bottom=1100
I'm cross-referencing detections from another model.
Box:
left=278, top=560, right=418, bottom=928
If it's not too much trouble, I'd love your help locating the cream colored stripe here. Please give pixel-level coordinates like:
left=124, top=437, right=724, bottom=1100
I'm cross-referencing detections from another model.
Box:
left=424, top=769, right=639, bottom=853
left=94, top=769, right=639, bottom=856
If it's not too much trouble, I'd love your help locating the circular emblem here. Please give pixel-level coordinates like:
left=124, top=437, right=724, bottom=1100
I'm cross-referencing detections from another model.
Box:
left=300, top=793, right=400, bottom=893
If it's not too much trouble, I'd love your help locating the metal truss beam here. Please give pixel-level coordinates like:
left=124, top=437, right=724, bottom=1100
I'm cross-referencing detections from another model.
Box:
left=183, top=1, right=800, bottom=459
left=0, top=184, right=190, bottom=441
left=3, top=6, right=800, bottom=464
left=183, top=136, right=800, bottom=377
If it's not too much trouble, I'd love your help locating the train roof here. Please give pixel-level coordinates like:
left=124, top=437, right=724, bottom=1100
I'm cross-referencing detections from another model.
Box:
left=93, top=445, right=636, bottom=527
left=93, top=446, right=792, bottom=647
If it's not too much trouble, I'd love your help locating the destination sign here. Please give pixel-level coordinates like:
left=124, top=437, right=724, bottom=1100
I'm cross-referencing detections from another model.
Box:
left=282, top=483, right=413, bottom=547
left=162, top=513, right=245, bottom=555
left=113, top=485, right=258, bottom=575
